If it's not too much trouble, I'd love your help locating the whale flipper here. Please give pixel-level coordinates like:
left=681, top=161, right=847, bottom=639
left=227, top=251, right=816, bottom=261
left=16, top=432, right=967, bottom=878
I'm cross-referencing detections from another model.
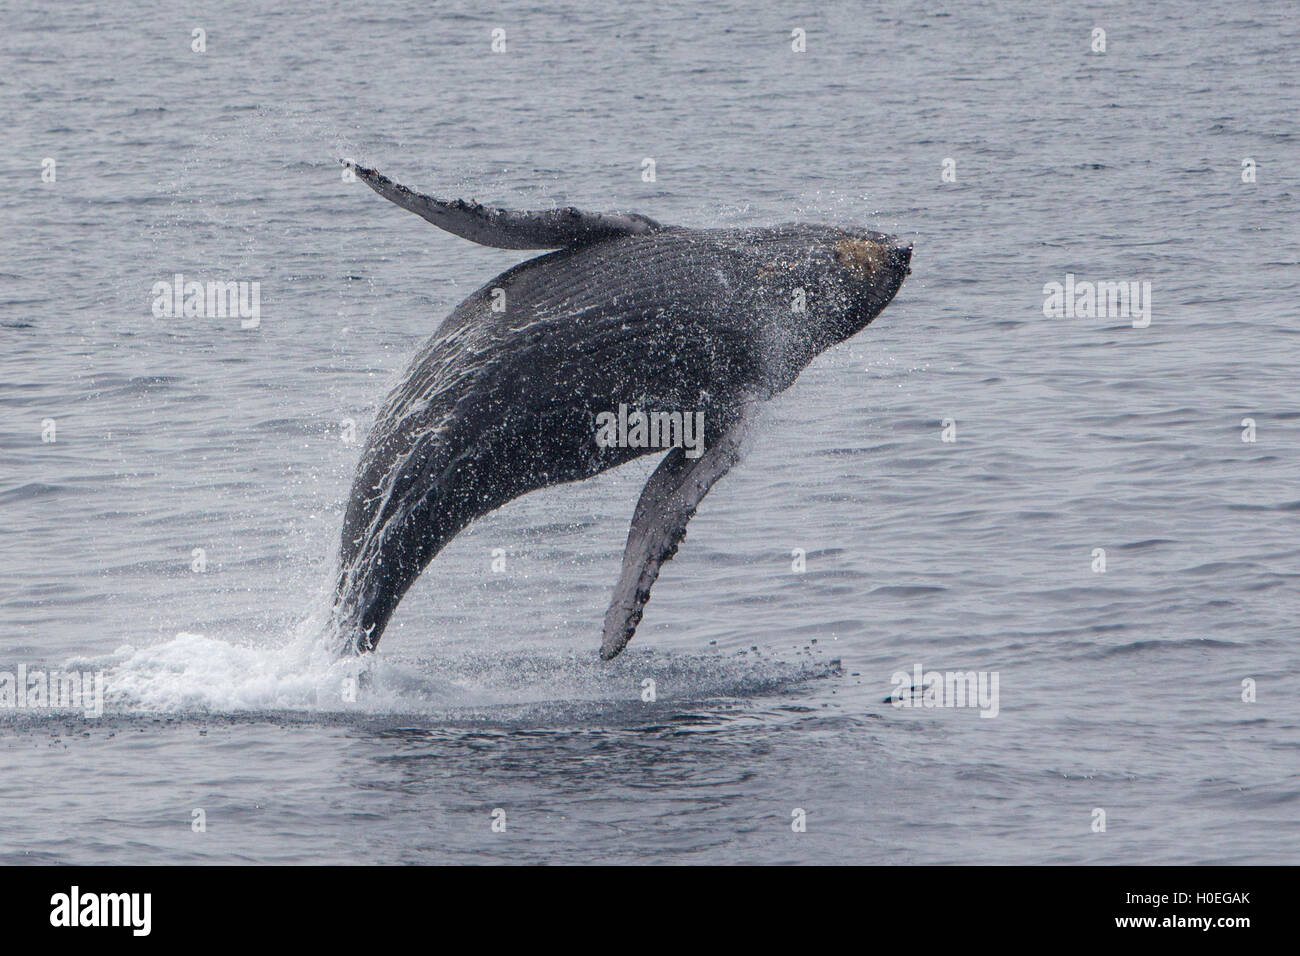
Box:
left=600, top=424, right=746, bottom=660
left=342, top=161, right=662, bottom=250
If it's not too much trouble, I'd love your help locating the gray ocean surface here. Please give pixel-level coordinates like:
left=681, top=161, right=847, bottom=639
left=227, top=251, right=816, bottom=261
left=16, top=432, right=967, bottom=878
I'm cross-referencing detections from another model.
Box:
left=1, top=0, right=1297, bottom=864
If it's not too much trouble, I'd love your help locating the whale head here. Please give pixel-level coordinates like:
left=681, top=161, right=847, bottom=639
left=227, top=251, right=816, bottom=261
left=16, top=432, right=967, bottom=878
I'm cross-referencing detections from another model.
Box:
left=820, top=229, right=912, bottom=345
left=745, top=225, right=912, bottom=369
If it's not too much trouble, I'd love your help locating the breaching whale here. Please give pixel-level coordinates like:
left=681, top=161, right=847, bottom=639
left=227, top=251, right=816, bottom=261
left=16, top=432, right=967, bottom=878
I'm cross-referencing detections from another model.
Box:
left=332, top=162, right=912, bottom=659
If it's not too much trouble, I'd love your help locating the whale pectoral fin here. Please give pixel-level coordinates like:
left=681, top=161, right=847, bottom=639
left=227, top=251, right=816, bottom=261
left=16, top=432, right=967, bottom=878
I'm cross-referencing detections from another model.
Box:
left=599, top=425, right=745, bottom=660
left=342, top=161, right=662, bottom=250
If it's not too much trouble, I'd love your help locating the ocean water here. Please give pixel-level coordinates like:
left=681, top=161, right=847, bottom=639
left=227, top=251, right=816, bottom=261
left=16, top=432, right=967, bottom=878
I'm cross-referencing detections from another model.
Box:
left=1, top=0, right=1297, bottom=864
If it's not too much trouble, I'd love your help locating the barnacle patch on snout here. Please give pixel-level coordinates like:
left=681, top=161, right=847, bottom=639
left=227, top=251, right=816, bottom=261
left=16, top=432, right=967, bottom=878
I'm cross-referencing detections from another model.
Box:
left=833, top=238, right=887, bottom=277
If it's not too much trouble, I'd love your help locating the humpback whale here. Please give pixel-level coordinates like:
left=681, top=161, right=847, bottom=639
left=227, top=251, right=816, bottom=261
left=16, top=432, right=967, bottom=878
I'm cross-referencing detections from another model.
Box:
left=332, top=162, right=912, bottom=658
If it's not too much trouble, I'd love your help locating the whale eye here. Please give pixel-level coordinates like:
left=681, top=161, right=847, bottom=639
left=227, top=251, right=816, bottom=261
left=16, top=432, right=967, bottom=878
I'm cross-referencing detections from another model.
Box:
left=833, top=238, right=888, bottom=278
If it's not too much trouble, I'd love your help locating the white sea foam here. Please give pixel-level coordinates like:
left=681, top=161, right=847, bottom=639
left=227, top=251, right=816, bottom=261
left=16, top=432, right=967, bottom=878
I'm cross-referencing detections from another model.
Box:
left=69, top=611, right=391, bottom=713
left=64, top=612, right=836, bottom=717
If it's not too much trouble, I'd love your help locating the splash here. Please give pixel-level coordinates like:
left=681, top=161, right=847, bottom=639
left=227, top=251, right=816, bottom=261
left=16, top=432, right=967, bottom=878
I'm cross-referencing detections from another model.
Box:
left=64, top=609, right=841, bottom=719
left=72, top=609, right=374, bottom=714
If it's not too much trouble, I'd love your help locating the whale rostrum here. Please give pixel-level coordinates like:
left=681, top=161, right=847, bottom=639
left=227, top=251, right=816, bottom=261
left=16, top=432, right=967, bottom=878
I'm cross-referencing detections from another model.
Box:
left=332, top=162, right=912, bottom=658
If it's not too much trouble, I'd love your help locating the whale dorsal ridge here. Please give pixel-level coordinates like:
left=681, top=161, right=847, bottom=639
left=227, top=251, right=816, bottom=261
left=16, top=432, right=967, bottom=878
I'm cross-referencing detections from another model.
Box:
left=342, top=161, right=662, bottom=250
